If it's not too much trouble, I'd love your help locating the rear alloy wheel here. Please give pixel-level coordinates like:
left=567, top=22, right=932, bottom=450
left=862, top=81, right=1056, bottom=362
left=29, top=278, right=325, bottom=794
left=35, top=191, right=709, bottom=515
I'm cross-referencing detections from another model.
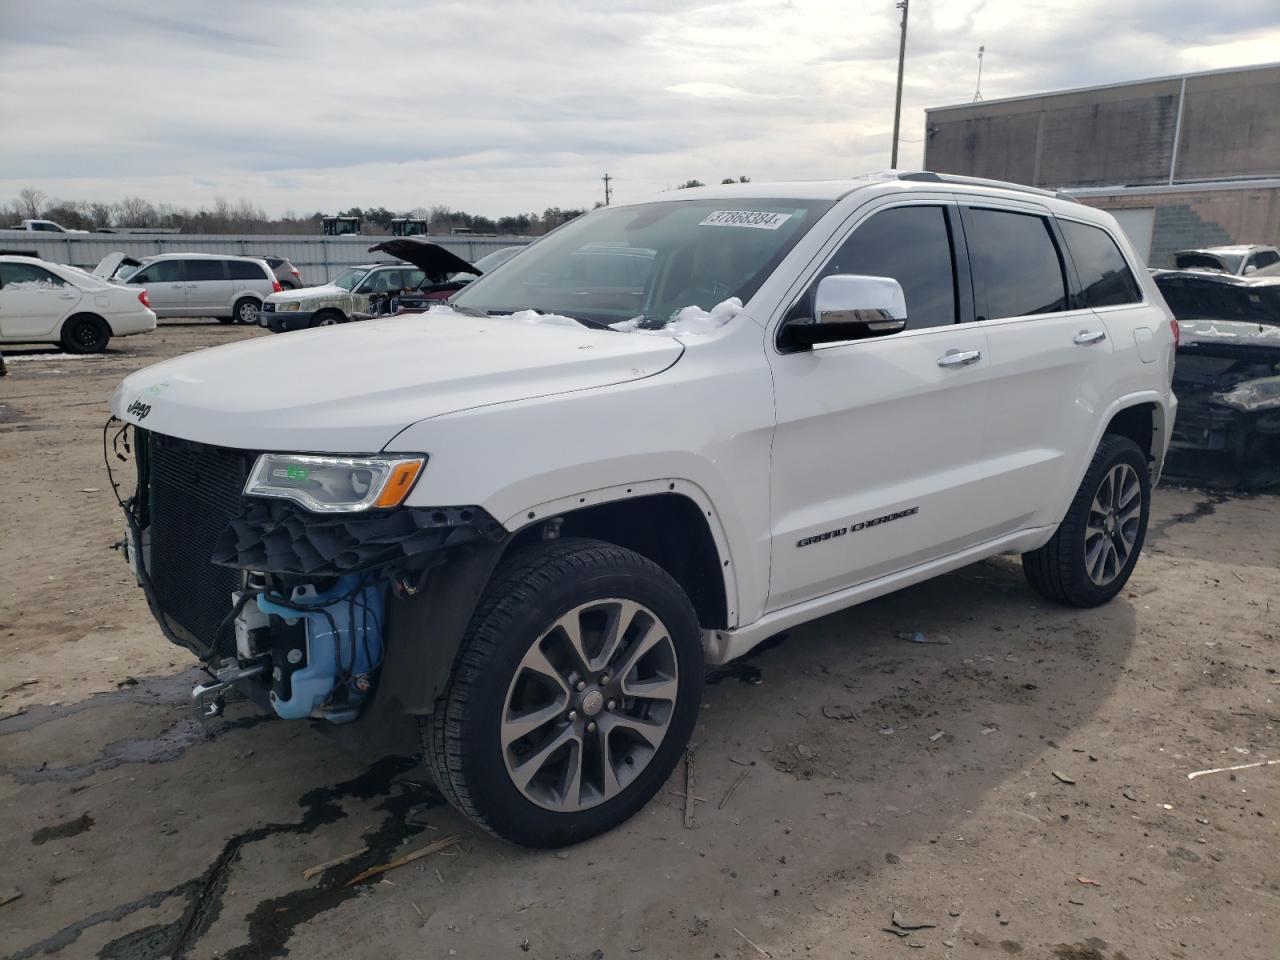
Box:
left=233, top=298, right=260, bottom=325
left=1022, top=434, right=1151, bottom=607
left=422, top=538, right=703, bottom=847
left=60, top=314, right=110, bottom=354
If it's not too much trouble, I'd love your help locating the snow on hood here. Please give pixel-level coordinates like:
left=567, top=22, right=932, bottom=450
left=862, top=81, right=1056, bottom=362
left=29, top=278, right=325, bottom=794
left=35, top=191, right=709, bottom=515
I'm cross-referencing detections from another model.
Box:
left=610, top=298, right=744, bottom=336
left=109, top=308, right=684, bottom=452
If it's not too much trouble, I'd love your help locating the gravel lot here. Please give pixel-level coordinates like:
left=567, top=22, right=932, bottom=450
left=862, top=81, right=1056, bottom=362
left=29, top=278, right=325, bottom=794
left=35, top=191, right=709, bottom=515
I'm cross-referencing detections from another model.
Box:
left=1, top=323, right=1277, bottom=960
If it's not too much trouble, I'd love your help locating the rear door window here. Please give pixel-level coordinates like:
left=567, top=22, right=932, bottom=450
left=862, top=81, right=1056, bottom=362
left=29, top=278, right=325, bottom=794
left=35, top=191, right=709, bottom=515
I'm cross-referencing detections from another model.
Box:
left=1059, top=220, right=1142, bottom=307
left=0, top=262, right=66, bottom=287
left=963, top=208, right=1069, bottom=320
left=226, top=260, right=267, bottom=280
left=184, top=259, right=226, bottom=282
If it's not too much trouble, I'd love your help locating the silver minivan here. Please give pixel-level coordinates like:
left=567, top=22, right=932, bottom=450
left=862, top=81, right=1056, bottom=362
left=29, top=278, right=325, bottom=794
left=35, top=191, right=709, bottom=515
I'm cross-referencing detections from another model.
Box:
left=108, top=254, right=281, bottom=324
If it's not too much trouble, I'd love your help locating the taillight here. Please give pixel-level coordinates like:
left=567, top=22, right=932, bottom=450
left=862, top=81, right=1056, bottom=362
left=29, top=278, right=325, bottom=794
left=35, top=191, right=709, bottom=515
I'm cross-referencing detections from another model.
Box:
left=138, top=290, right=151, bottom=309
left=272, top=280, right=283, bottom=293
left=1170, top=316, right=1180, bottom=348
left=290, top=268, right=301, bottom=278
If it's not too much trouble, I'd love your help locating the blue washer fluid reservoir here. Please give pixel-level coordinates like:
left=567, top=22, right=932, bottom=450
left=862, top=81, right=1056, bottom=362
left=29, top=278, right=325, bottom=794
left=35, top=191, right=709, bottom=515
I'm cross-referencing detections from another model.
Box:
left=255, top=575, right=384, bottom=722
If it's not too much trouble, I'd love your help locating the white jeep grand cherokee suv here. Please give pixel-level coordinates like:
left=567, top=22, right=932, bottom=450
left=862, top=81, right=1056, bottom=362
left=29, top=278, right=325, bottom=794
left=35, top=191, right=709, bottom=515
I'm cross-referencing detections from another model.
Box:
left=107, top=171, right=1176, bottom=847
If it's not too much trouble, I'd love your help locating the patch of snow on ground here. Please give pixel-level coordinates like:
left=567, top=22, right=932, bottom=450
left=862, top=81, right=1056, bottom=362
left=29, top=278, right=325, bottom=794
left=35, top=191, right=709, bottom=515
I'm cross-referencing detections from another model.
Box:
left=611, top=298, right=743, bottom=336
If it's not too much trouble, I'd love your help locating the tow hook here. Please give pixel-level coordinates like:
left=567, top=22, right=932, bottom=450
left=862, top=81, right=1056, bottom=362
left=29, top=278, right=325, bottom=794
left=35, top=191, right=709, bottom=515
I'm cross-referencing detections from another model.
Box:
left=192, top=659, right=266, bottom=718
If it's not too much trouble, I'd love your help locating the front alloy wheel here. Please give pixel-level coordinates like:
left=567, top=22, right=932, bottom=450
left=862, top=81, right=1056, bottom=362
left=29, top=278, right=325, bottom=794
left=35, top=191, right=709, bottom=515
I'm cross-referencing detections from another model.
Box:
left=502, top=599, right=678, bottom=812
left=422, top=538, right=703, bottom=847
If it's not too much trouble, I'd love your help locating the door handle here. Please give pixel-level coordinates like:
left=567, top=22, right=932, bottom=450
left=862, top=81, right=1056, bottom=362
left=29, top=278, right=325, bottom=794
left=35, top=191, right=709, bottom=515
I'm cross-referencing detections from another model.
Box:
left=58, top=292, right=77, bottom=299
left=1073, top=329, right=1107, bottom=345
left=937, top=349, right=982, bottom=367
left=171, top=284, right=184, bottom=288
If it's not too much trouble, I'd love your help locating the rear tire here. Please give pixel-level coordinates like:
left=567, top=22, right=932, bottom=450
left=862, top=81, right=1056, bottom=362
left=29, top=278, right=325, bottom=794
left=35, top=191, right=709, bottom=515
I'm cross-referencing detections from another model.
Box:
left=421, top=538, right=704, bottom=848
left=60, top=314, right=110, bottom=353
left=1022, top=434, right=1150, bottom=607
left=232, top=297, right=260, bottom=325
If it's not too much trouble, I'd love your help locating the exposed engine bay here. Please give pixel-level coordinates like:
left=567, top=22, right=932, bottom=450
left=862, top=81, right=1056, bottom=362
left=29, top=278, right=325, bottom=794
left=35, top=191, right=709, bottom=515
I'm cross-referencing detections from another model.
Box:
left=105, top=422, right=504, bottom=723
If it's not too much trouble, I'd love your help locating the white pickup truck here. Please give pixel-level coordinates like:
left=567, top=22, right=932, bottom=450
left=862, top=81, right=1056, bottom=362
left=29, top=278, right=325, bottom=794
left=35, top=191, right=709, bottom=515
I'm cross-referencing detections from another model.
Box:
left=108, top=171, right=1177, bottom=847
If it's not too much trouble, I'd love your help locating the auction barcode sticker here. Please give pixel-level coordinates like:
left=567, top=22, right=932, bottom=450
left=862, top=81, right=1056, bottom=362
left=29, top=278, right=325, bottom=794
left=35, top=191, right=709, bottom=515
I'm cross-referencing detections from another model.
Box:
left=699, top=210, right=793, bottom=230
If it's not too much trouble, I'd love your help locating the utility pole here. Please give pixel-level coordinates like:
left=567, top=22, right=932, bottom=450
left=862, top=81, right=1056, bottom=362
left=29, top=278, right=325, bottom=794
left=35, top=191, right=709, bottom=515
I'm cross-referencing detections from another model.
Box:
left=890, top=0, right=909, bottom=168
left=973, top=45, right=985, bottom=101
left=602, top=172, right=613, bottom=206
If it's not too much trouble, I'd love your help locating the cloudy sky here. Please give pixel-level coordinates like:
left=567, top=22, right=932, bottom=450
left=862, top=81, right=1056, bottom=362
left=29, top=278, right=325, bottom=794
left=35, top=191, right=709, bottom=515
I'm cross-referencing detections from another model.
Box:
left=1, top=0, right=1277, bottom=217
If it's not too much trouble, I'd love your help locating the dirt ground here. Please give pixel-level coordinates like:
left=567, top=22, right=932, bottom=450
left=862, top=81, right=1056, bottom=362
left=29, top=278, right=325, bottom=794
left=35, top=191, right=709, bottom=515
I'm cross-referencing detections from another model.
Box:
left=1, top=324, right=1277, bottom=960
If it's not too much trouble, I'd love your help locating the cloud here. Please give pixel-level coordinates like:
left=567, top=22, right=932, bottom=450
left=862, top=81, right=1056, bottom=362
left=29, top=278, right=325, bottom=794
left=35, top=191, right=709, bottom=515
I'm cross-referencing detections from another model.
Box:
left=0, top=0, right=1276, bottom=216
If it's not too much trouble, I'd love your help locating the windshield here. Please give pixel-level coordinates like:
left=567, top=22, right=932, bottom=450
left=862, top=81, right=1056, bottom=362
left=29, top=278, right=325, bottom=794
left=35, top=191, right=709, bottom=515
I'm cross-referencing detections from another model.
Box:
left=330, top=266, right=371, bottom=290
left=450, top=198, right=832, bottom=326
left=116, top=262, right=143, bottom=281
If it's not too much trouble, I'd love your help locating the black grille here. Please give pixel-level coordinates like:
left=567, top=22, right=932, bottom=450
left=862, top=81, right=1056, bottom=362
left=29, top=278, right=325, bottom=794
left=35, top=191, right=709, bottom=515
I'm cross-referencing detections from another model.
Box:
left=145, top=431, right=257, bottom=654
left=261, top=301, right=275, bottom=312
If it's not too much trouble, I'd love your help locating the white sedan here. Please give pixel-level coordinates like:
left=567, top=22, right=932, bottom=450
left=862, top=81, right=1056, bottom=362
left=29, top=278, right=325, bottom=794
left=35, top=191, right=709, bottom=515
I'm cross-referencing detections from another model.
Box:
left=0, top=255, right=156, bottom=353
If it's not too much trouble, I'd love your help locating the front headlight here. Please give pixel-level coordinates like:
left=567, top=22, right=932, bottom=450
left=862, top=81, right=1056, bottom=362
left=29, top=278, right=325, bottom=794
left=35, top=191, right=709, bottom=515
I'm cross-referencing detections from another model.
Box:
left=244, top=454, right=425, bottom=512
left=276, top=301, right=302, bottom=312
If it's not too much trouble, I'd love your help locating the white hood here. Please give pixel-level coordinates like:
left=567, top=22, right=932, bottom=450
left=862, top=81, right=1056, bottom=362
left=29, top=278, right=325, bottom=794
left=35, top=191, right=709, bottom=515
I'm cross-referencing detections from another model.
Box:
left=109, top=311, right=683, bottom=451
left=267, top=283, right=346, bottom=304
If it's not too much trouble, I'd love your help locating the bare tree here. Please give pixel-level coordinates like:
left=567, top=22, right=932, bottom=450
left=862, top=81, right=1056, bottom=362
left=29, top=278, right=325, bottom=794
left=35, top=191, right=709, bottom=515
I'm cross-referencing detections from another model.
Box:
left=16, top=187, right=46, bottom=219
left=116, top=195, right=158, bottom=227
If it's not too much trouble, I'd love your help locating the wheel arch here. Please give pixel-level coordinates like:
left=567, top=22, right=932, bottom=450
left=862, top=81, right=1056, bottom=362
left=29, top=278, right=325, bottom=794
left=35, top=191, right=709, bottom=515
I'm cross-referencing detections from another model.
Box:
left=504, top=488, right=733, bottom=633
left=1104, top=401, right=1162, bottom=467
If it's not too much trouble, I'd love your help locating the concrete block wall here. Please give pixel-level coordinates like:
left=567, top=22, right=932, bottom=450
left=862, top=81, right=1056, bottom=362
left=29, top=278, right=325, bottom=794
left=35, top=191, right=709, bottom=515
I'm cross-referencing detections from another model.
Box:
left=1082, top=186, right=1280, bottom=267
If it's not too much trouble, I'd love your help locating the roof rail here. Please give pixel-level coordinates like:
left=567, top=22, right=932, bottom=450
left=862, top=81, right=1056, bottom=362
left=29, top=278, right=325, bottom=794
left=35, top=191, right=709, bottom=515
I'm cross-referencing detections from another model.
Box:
left=895, top=170, right=1080, bottom=204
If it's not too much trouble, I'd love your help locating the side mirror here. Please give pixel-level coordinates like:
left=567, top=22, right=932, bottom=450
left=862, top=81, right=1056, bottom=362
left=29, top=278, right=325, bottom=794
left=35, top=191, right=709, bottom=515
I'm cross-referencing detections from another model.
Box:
left=1243, top=264, right=1257, bottom=275
left=781, top=274, right=907, bottom=349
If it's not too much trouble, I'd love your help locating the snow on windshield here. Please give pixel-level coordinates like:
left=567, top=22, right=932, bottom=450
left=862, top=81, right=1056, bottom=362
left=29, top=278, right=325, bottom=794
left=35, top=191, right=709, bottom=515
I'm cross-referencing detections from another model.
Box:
left=425, top=299, right=742, bottom=337
left=610, top=298, right=743, bottom=336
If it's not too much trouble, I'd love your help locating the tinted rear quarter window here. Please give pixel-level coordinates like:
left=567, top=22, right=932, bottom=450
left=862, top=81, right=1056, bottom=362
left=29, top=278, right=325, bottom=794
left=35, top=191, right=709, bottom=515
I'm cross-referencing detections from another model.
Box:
left=184, top=259, right=226, bottom=281
left=226, top=260, right=267, bottom=280
left=1059, top=220, right=1142, bottom=307
left=964, top=208, right=1067, bottom=320
left=812, top=204, right=957, bottom=330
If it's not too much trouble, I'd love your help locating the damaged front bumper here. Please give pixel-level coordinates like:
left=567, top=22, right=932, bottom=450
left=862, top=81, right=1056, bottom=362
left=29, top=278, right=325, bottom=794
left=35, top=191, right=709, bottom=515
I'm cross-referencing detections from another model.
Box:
left=107, top=422, right=506, bottom=724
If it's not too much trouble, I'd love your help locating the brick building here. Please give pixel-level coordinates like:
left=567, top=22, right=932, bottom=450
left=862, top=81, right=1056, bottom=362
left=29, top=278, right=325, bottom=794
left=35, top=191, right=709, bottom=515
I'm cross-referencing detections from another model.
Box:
left=922, top=63, right=1280, bottom=264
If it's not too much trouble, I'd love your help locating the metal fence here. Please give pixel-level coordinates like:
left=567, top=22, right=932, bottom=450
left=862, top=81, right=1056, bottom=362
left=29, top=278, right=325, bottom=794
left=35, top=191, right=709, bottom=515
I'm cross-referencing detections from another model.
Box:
left=0, top=232, right=533, bottom=286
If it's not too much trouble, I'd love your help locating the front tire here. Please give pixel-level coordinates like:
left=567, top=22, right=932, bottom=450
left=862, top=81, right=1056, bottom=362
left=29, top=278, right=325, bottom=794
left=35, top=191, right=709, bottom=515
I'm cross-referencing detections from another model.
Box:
left=1022, top=434, right=1151, bottom=607
left=60, top=314, right=110, bottom=353
left=309, top=311, right=343, bottom=328
left=422, top=538, right=704, bottom=848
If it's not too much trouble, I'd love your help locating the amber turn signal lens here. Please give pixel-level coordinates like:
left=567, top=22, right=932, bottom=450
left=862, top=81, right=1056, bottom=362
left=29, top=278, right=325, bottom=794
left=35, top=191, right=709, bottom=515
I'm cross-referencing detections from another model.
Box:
left=374, top=460, right=424, bottom=508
